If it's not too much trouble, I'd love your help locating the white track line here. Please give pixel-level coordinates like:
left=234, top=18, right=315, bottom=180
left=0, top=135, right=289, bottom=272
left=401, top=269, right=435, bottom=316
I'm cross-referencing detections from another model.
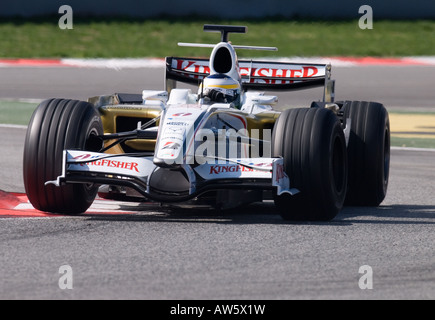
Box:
left=0, top=124, right=27, bottom=129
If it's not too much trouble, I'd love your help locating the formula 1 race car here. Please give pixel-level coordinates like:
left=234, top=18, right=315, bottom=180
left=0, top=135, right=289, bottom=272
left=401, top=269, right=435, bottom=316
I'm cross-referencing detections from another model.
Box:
left=23, top=25, right=390, bottom=221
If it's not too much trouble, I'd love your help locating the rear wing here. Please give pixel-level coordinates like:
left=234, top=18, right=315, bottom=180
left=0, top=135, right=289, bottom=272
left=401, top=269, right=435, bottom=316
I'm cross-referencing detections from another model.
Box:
left=165, top=57, right=335, bottom=101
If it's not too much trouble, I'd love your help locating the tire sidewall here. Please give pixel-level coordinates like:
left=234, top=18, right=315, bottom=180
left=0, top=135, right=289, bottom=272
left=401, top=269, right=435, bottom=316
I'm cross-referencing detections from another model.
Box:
left=342, top=101, right=390, bottom=205
left=272, top=107, right=347, bottom=221
left=23, top=99, right=103, bottom=214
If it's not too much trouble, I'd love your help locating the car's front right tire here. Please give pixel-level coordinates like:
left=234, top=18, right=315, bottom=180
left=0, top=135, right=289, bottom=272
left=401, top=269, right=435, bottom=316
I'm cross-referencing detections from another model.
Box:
left=272, top=107, right=348, bottom=221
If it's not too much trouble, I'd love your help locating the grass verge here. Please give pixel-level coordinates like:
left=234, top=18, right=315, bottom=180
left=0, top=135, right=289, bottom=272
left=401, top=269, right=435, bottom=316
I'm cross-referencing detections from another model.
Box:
left=0, top=101, right=37, bottom=126
left=0, top=17, right=434, bottom=58
left=391, top=136, right=435, bottom=149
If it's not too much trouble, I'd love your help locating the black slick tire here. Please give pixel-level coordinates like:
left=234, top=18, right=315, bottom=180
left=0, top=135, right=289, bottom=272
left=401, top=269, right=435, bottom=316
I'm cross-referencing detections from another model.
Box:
left=23, top=99, right=103, bottom=214
left=272, top=107, right=348, bottom=221
left=340, top=101, right=390, bottom=206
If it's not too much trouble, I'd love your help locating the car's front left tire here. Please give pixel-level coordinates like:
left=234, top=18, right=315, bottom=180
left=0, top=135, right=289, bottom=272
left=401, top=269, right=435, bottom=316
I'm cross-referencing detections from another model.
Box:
left=23, top=99, right=103, bottom=214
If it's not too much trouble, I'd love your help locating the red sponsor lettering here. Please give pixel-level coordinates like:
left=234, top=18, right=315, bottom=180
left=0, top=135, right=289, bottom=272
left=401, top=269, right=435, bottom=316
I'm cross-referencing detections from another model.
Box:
left=129, top=162, right=139, bottom=172
left=176, top=59, right=198, bottom=79
left=271, top=69, right=287, bottom=78
left=239, top=67, right=319, bottom=84
left=302, top=66, right=318, bottom=77
left=239, top=67, right=249, bottom=76
left=288, top=69, right=302, bottom=78
left=86, top=159, right=139, bottom=173
left=176, top=59, right=196, bottom=71
left=194, top=64, right=210, bottom=75
left=209, top=165, right=219, bottom=174
left=257, top=68, right=269, bottom=78
left=209, top=165, right=239, bottom=174
left=270, top=69, right=289, bottom=84
left=208, top=164, right=262, bottom=175
left=174, top=59, right=320, bottom=83
left=174, top=59, right=210, bottom=79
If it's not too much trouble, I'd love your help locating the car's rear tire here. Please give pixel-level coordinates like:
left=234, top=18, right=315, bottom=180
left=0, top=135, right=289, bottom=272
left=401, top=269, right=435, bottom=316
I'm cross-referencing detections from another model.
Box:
left=272, top=107, right=348, bottom=221
left=23, top=99, right=103, bottom=214
left=340, top=101, right=390, bottom=206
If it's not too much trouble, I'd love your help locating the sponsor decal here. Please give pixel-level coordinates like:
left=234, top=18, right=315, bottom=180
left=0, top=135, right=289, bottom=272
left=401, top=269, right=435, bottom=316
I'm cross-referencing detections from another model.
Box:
left=162, top=142, right=180, bottom=150
left=171, top=58, right=324, bottom=84
left=194, top=160, right=273, bottom=180
left=85, top=159, right=139, bottom=172
left=166, top=121, right=190, bottom=126
left=239, top=66, right=319, bottom=78
left=240, top=66, right=319, bottom=84
left=172, top=112, right=193, bottom=117
left=72, top=154, right=139, bottom=173
left=173, top=59, right=210, bottom=78
left=209, top=163, right=271, bottom=175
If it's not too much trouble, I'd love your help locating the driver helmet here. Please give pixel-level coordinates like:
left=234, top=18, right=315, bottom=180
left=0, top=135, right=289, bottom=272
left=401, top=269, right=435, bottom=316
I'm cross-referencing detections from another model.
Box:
left=200, top=74, right=241, bottom=107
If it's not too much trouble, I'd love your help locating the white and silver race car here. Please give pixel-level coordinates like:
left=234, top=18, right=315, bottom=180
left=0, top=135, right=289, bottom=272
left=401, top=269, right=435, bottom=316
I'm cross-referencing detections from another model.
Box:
left=23, top=25, right=390, bottom=221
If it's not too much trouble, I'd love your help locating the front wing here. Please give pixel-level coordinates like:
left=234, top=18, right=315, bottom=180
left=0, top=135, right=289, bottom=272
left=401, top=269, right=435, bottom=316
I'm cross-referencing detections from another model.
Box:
left=46, top=150, right=299, bottom=202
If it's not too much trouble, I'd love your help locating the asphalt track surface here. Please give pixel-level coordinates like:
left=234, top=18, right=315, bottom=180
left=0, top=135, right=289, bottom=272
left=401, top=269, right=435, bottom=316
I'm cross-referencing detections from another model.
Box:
left=0, top=65, right=434, bottom=300
left=1, top=64, right=435, bottom=111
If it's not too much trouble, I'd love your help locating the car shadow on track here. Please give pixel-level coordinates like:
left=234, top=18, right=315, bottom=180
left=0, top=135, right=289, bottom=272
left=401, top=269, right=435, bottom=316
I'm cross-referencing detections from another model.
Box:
left=82, top=201, right=435, bottom=225
left=339, top=204, right=435, bottom=225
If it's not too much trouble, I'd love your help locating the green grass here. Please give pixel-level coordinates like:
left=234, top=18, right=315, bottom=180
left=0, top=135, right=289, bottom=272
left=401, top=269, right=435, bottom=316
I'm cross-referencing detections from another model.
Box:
left=0, top=101, right=37, bottom=125
left=0, top=17, right=434, bottom=58
left=391, top=137, right=435, bottom=149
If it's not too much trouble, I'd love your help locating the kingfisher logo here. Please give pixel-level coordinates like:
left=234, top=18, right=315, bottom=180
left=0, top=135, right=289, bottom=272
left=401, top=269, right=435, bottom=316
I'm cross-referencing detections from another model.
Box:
left=208, top=163, right=270, bottom=175
left=209, top=165, right=245, bottom=174
left=172, top=58, right=324, bottom=84
left=72, top=154, right=139, bottom=172
left=87, top=159, right=139, bottom=172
